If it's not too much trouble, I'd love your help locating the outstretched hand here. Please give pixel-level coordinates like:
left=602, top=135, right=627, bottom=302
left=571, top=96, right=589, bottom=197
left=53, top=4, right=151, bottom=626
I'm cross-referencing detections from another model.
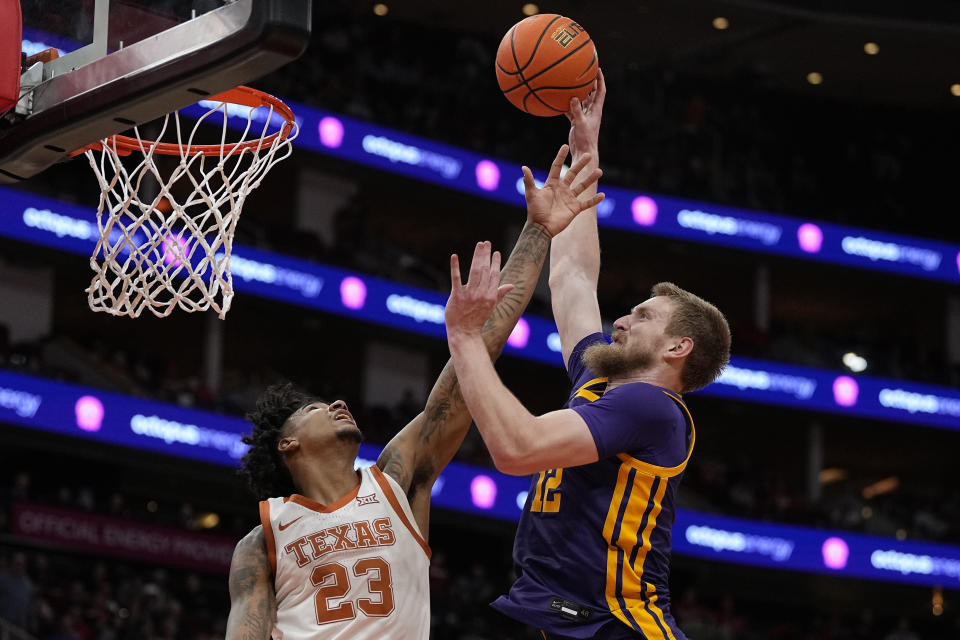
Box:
left=523, top=144, right=605, bottom=237
left=567, top=67, right=606, bottom=158
left=445, top=241, right=514, bottom=338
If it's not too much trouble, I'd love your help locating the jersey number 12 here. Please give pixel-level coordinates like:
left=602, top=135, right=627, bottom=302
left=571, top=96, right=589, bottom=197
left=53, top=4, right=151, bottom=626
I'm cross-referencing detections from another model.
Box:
left=530, top=468, right=563, bottom=513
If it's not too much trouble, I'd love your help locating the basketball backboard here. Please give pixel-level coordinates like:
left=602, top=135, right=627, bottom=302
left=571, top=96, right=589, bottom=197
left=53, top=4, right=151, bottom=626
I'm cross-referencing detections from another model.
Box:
left=0, top=0, right=311, bottom=183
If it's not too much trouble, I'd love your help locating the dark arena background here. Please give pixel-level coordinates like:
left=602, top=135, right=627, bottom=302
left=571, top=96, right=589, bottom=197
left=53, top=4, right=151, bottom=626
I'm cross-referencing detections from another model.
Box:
left=2, top=0, right=960, bottom=638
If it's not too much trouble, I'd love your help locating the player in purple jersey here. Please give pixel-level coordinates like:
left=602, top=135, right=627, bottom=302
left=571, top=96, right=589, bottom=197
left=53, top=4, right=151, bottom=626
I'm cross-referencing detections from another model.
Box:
left=445, top=70, right=732, bottom=640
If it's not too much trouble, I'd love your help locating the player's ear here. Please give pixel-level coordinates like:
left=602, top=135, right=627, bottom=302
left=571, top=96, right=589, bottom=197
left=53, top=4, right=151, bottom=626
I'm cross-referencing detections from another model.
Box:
left=665, top=336, right=694, bottom=361
left=277, top=436, right=299, bottom=454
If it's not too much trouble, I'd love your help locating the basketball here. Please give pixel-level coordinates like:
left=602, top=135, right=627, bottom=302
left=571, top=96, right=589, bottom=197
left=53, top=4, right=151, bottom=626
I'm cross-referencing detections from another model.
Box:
left=495, top=14, right=599, bottom=117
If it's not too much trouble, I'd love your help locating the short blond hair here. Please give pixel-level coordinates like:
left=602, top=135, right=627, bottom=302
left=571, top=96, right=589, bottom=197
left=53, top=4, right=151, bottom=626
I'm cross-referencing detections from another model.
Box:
left=652, top=282, right=731, bottom=392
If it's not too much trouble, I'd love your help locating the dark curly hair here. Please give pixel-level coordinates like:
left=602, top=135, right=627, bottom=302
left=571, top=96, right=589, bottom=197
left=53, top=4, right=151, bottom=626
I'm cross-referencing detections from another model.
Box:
left=240, top=382, right=316, bottom=500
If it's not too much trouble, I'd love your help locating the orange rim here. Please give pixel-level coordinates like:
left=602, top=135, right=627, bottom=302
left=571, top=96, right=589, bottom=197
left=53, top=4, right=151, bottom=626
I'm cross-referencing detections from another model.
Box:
left=73, top=86, right=297, bottom=157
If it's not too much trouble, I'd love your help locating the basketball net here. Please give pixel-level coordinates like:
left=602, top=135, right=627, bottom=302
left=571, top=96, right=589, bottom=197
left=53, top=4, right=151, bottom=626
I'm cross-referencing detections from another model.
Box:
left=81, top=87, right=298, bottom=319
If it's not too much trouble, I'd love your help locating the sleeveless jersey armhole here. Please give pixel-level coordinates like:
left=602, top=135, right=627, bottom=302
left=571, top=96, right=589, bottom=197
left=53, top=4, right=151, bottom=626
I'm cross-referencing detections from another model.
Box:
left=370, top=465, right=432, bottom=559
left=258, top=500, right=278, bottom=577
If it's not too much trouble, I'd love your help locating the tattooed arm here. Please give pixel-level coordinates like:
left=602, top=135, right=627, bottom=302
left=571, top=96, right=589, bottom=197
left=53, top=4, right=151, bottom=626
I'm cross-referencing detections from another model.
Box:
left=377, top=145, right=604, bottom=539
left=226, top=526, right=276, bottom=640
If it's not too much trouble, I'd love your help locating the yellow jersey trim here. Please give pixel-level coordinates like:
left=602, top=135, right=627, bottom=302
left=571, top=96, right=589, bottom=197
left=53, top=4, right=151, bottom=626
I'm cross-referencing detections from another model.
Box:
left=573, top=376, right=608, bottom=402
left=603, top=464, right=633, bottom=620
left=622, top=478, right=675, bottom=640
left=604, top=469, right=675, bottom=638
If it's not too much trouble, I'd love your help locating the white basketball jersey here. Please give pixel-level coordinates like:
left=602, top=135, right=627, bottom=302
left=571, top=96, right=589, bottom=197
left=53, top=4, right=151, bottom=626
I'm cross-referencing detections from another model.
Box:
left=259, top=465, right=431, bottom=640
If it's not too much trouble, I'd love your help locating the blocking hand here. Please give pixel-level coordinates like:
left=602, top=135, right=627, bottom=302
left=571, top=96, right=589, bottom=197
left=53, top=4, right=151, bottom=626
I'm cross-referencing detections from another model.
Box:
left=523, top=144, right=605, bottom=237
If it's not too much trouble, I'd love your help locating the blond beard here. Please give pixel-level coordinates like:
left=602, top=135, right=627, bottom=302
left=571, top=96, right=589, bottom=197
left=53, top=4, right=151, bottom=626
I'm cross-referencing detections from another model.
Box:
left=582, top=340, right=655, bottom=378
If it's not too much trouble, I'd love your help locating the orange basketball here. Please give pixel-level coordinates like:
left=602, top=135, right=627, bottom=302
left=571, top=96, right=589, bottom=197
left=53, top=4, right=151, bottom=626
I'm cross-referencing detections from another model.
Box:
left=495, top=14, right=598, bottom=117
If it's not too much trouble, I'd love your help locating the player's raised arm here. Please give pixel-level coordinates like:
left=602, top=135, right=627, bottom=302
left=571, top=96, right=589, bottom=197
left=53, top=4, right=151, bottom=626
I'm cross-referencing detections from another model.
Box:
left=225, top=526, right=276, bottom=640
left=377, top=145, right=603, bottom=537
left=549, top=68, right=607, bottom=369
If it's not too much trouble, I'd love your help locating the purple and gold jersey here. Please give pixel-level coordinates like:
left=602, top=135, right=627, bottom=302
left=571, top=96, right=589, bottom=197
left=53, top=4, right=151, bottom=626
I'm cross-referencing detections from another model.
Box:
left=492, top=333, right=695, bottom=639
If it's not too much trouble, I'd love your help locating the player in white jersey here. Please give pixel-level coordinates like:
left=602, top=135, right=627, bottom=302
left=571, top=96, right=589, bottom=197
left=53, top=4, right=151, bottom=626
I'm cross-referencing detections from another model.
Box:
left=261, top=465, right=431, bottom=638
left=224, top=145, right=605, bottom=640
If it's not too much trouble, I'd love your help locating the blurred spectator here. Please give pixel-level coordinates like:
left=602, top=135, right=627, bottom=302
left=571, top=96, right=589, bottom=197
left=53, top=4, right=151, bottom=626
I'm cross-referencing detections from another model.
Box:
left=884, top=618, right=921, bottom=640
left=0, top=551, right=36, bottom=629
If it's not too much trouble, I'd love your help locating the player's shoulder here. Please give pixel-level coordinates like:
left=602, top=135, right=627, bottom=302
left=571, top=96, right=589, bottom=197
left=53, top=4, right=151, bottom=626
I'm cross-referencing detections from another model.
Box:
left=228, top=525, right=273, bottom=592
left=606, top=382, right=686, bottom=414
left=233, top=525, right=267, bottom=557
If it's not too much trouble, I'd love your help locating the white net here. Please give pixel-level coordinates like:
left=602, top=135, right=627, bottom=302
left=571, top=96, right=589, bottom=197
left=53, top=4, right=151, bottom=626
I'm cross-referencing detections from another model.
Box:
left=84, top=93, right=298, bottom=318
